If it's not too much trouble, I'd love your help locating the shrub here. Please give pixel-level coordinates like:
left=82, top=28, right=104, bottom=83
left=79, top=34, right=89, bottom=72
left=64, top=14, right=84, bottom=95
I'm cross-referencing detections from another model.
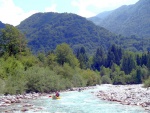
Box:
left=24, top=66, right=74, bottom=93
left=144, top=77, right=150, bottom=88
left=4, top=74, right=27, bottom=95
left=81, top=69, right=101, bottom=86
left=101, top=75, right=112, bottom=84
left=72, top=73, right=86, bottom=87
left=0, top=78, right=5, bottom=94
left=3, top=56, right=24, bottom=76
left=113, top=75, right=126, bottom=85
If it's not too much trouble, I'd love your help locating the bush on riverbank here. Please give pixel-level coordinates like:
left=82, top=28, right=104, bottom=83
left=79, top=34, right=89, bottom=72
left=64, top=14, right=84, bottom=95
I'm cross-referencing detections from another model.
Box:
left=0, top=78, right=5, bottom=94
left=101, top=75, right=112, bottom=84
left=4, top=74, right=27, bottom=95
left=144, top=77, right=150, bottom=87
left=0, top=59, right=100, bottom=94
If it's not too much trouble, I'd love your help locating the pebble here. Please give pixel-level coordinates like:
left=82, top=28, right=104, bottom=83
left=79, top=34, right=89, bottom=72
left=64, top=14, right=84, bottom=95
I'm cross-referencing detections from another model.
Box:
left=95, top=84, right=150, bottom=111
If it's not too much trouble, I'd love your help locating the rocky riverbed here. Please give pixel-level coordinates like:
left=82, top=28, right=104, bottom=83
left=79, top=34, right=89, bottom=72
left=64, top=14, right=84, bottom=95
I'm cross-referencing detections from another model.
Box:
left=0, top=92, right=44, bottom=112
left=94, top=84, right=150, bottom=111
left=0, top=87, right=94, bottom=112
left=0, top=85, right=149, bottom=112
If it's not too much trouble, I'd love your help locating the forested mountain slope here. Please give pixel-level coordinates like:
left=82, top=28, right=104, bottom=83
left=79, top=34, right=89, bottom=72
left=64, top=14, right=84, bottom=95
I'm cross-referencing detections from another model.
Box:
left=88, top=10, right=113, bottom=25
left=17, top=12, right=116, bottom=54
left=89, top=0, right=150, bottom=38
left=0, top=21, right=5, bottom=29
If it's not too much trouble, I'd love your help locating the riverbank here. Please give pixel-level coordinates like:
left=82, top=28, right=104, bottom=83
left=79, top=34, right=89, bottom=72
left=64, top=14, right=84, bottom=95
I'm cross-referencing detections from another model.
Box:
left=0, top=85, right=149, bottom=112
left=95, top=84, right=150, bottom=111
left=0, top=92, right=44, bottom=112
left=0, top=86, right=95, bottom=112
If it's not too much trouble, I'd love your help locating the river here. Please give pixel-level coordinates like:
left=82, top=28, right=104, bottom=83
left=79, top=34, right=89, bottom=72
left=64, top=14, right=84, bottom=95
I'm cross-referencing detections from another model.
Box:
left=0, top=85, right=148, bottom=113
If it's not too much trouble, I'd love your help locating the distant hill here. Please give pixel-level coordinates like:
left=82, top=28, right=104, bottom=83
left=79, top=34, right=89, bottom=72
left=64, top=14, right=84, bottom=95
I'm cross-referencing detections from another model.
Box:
left=89, top=0, right=150, bottom=38
left=0, top=21, right=5, bottom=36
left=0, top=21, right=5, bottom=29
left=88, top=10, right=113, bottom=25
left=17, top=12, right=116, bottom=54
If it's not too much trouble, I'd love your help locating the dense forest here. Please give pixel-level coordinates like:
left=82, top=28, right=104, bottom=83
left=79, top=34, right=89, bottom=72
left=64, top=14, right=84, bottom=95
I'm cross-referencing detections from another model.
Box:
left=0, top=25, right=150, bottom=95
left=17, top=12, right=149, bottom=54
left=17, top=12, right=115, bottom=55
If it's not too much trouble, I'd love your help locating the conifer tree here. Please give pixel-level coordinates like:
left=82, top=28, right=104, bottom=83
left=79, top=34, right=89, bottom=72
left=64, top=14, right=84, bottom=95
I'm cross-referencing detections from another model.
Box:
left=76, top=47, right=88, bottom=69
left=92, top=47, right=105, bottom=71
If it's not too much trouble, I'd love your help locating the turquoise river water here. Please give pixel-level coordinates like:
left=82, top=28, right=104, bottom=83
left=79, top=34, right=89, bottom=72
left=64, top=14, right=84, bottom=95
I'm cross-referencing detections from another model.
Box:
left=1, top=85, right=148, bottom=113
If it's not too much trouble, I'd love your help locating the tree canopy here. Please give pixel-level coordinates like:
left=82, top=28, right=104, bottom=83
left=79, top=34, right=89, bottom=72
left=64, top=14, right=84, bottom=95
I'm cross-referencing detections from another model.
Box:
left=56, top=43, right=79, bottom=67
left=0, top=25, right=27, bottom=56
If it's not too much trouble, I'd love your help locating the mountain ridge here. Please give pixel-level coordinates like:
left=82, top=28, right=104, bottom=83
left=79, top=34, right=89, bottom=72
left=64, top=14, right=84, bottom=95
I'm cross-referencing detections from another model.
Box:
left=17, top=12, right=116, bottom=54
left=0, top=21, right=5, bottom=29
left=89, top=0, right=150, bottom=38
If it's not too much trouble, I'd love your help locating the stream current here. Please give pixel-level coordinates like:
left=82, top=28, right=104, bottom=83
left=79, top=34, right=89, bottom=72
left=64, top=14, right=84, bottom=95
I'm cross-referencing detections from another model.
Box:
left=1, top=85, right=148, bottom=113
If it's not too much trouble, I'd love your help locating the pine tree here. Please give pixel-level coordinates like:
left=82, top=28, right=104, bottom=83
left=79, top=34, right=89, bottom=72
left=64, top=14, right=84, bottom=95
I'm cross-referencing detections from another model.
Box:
left=136, top=54, right=141, bottom=66
left=121, top=54, right=136, bottom=74
left=106, top=45, right=123, bottom=67
left=92, top=47, right=105, bottom=71
left=76, top=47, right=88, bottom=69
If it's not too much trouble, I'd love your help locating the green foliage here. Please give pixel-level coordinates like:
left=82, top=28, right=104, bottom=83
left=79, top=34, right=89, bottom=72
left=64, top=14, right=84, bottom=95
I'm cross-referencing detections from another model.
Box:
left=76, top=47, right=89, bottom=69
left=0, top=25, right=27, bottom=56
left=101, top=75, right=112, bottom=84
left=136, top=68, right=142, bottom=84
left=24, top=65, right=89, bottom=93
left=146, top=52, right=150, bottom=69
left=110, top=64, right=125, bottom=81
left=107, top=45, right=123, bottom=67
left=1, top=41, right=150, bottom=95
left=25, top=66, right=58, bottom=93
left=92, top=47, right=106, bottom=71
left=81, top=69, right=101, bottom=86
left=137, top=52, right=150, bottom=69
left=0, top=58, right=6, bottom=78
left=127, top=69, right=143, bottom=84
left=89, top=0, right=150, bottom=52
left=90, top=0, right=150, bottom=39
left=140, top=65, right=149, bottom=79
left=0, top=78, right=5, bottom=94
left=47, top=53, right=57, bottom=66
left=4, top=74, right=27, bottom=95
left=62, top=63, right=74, bottom=78
left=17, top=12, right=117, bottom=55
left=37, top=52, right=46, bottom=64
left=2, top=56, right=24, bottom=77
left=121, top=52, right=136, bottom=74
left=100, top=66, right=111, bottom=76
left=51, top=63, right=91, bottom=87
left=56, top=43, right=79, bottom=67
left=18, top=55, right=39, bottom=70
left=144, top=77, right=150, bottom=88
left=113, top=75, right=126, bottom=85
left=72, top=73, right=86, bottom=87
left=16, top=11, right=150, bottom=53
left=111, top=63, right=121, bottom=73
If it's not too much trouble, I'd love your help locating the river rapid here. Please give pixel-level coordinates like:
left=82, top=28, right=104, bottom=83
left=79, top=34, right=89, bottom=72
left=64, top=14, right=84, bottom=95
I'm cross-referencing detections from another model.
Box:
left=0, top=85, right=148, bottom=113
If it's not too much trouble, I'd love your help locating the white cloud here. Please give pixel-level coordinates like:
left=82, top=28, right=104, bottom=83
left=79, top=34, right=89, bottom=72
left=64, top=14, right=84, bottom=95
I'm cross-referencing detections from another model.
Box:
left=0, top=0, right=37, bottom=26
left=71, top=0, right=139, bottom=17
left=0, top=0, right=139, bottom=25
left=45, top=4, right=57, bottom=12
left=71, top=0, right=96, bottom=17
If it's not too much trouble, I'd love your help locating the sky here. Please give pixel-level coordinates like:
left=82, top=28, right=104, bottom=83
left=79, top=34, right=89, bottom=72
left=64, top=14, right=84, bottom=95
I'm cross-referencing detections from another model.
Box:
left=0, top=0, right=139, bottom=26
